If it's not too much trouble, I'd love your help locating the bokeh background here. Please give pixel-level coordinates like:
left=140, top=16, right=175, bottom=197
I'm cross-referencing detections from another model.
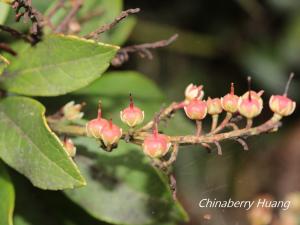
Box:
left=122, top=0, right=300, bottom=224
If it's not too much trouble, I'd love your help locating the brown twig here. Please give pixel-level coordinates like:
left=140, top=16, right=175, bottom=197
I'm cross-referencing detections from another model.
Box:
left=208, top=112, right=232, bottom=135
left=43, top=0, right=66, bottom=30
left=0, top=43, right=17, bottom=56
left=138, top=101, right=184, bottom=132
left=235, top=138, right=249, bottom=151
left=84, top=8, right=140, bottom=39
left=0, top=24, right=33, bottom=43
left=195, top=120, right=202, bottom=136
left=12, top=0, right=44, bottom=45
left=214, top=141, right=222, bottom=155
left=111, top=34, right=178, bottom=66
left=47, top=113, right=279, bottom=147
left=169, top=173, right=177, bottom=200
left=55, top=0, right=83, bottom=33
left=46, top=0, right=66, bottom=19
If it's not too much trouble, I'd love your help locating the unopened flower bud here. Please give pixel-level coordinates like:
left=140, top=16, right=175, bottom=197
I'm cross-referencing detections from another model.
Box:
left=120, top=94, right=144, bottom=127
left=185, top=83, right=204, bottom=101
left=184, top=99, right=207, bottom=120
left=86, top=102, right=109, bottom=138
left=221, top=83, right=239, bottom=113
left=207, top=97, right=222, bottom=115
left=143, top=132, right=171, bottom=158
left=62, top=101, right=84, bottom=120
left=269, top=95, right=296, bottom=117
left=101, top=119, right=122, bottom=148
left=63, top=137, right=76, bottom=157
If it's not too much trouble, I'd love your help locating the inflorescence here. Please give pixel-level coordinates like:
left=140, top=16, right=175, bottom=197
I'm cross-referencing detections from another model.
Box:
left=48, top=74, right=296, bottom=198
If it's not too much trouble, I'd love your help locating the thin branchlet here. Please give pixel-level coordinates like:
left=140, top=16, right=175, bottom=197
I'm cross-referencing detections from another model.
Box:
left=11, top=0, right=44, bottom=45
left=111, top=34, right=178, bottom=66
left=0, top=42, right=17, bottom=56
left=84, top=8, right=140, bottom=39
left=0, top=24, right=33, bottom=43
left=55, top=0, right=83, bottom=33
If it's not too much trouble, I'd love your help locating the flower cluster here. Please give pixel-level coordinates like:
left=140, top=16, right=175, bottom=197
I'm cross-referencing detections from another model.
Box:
left=50, top=74, right=296, bottom=198
left=86, top=102, right=122, bottom=151
left=52, top=74, right=295, bottom=167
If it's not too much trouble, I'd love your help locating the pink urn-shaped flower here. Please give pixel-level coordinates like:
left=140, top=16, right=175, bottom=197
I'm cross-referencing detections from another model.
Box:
left=269, top=95, right=296, bottom=117
left=143, top=129, right=171, bottom=158
left=101, top=119, right=122, bottom=148
left=238, top=90, right=263, bottom=119
left=120, top=94, right=144, bottom=127
left=184, top=99, right=207, bottom=120
left=221, top=83, right=239, bottom=113
left=86, top=102, right=109, bottom=138
left=207, top=97, right=223, bottom=115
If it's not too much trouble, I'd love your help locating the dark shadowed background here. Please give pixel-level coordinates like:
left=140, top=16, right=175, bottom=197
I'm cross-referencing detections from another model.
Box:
left=122, top=1, right=300, bottom=224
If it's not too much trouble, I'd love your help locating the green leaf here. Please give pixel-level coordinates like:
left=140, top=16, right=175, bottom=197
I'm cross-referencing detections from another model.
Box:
left=0, top=161, right=15, bottom=225
left=65, top=137, right=188, bottom=225
left=0, top=2, right=10, bottom=24
left=0, top=96, right=85, bottom=190
left=60, top=71, right=188, bottom=224
left=0, top=35, right=118, bottom=96
left=11, top=169, right=108, bottom=225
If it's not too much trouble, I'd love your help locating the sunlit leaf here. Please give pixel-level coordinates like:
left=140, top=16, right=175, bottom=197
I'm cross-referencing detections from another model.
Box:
left=0, top=35, right=118, bottom=96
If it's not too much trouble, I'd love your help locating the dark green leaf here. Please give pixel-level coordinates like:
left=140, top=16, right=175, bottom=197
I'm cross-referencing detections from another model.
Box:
left=11, top=169, right=108, bottom=225
left=0, top=96, right=85, bottom=189
left=65, top=137, right=188, bottom=225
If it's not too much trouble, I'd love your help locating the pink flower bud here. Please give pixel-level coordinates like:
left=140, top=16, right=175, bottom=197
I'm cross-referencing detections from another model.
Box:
left=184, top=99, right=207, bottom=120
left=143, top=133, right=171, bottom=158
left=86, top=103, right=109, bottom=138
left=221, top=83, right=239, bottom=113
left=238, top=91, right=263, bottom=119
left=63, top=137, right=76, bottom=157
left=207, top=97, right=222, bottom=115
left=269, top=95, right=296, bottom=117
left=185, top=83, right=204, bottom=101
left=101, top=119, right=122, bottom=147
left=120, top=94, right=144, bottom=127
